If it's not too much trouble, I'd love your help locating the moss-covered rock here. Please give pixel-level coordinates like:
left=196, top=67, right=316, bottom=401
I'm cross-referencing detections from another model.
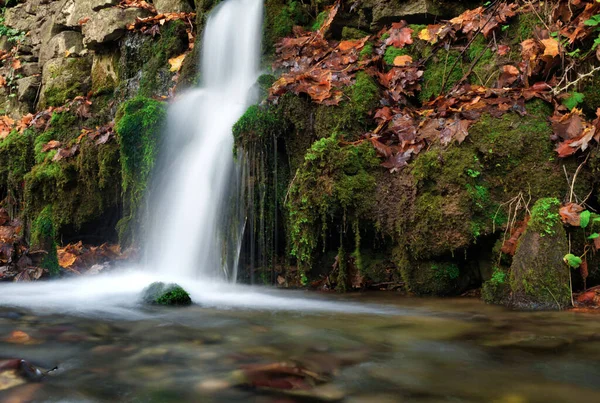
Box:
left=115, top=96, right=167, bottom=247
left=30, top=205, right=60, bottom=276
left=39, top=56, right=93, bottom=108
left=509, top=198, right=571, bottom=310
left=141, top=282, right=192, bottom=306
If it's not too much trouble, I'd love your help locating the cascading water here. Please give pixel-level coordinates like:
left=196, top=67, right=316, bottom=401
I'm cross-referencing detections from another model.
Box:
left=145, top=0, right=263, bottom=281
left=0, top=0, right=393, bottom=317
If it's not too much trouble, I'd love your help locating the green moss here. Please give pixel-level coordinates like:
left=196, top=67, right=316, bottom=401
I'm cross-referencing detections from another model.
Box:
left=142, top=282, right=192, bottom=306
left=138, top=21, right=188, bottom=98
left=383, top=46, right=410, bottom=66
left=359, top=43, right=374, bottom=60
left=509, top=203, right=571, bottom=309
left=314, top=71, right=380, bottom=140
left=43, top=58, right=92, bottom=107
left=468, top=35, right=497, bottom=86
left=397, top=250, right=462, bottom=296
left=233, top=104, right=285, bottom=147
left=287, top=135, right=379, bottom=272
left=482, top=266, right=510, bottom=304
left=529, top=197, right=561, bottom=236
left=311, top=10, right=328, bottom=31
left=115, top=96, right=167, bottom=247
left=0, top=129, right=34, bottom=209
left=342, top=27, right=369, bottom=40
left=419, top=49, right=465, bottom=102
left=30, top=205, right=60, bottom=276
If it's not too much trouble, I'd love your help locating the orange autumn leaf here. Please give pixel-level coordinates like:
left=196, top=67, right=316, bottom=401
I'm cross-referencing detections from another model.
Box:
left=393, top=55, right=413, bottom=66
left=541, top=38, right=561, bottom=58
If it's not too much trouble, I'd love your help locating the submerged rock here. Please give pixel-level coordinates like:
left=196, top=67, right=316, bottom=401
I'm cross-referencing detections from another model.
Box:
left=141, top=282, right=192, bottom=306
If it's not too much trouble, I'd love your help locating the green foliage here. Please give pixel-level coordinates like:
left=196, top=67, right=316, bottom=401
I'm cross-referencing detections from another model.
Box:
left=529, top=197, right=560, bottom=236
left=31, top=205, right=60, bottom=276
left=359, top=43, right=374, bottom=59
left=564, top=253, right=582, bottom=269
left=115, top=96, right=167, bottom=246
left=341, top=27, right=369, bottom=40
left=0, top=14, right=25, bottom=44
left=490, top=266, right=507, bottom=284
left=580, top=210, right=591, bottom=229
left=563, top=92, right=585, bottom=110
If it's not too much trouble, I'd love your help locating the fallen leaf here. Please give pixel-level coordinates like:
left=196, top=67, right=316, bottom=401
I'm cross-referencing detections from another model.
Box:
left=541, top=38, right=561, bottom=57
left=393, top=55, right=413, bottom=66
left=168, top=54, right=186, bottom=72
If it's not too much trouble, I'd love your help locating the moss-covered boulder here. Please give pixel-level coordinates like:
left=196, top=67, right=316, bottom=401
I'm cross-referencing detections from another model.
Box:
left=115, top=96, right=167, bottom=247
left=141, top=282, right=192, bottom=306
left=39, top=57, right=93, bottom=108
left=509, top=198, right=571, bottom=310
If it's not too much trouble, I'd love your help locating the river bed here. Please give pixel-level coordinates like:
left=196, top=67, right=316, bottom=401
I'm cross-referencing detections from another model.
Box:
left=1, top=291, right=600, bottom=402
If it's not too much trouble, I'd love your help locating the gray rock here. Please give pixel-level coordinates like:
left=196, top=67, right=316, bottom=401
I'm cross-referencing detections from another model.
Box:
left=4, top=5, right=36, bottom=31
left=21, top=63, right=42, bottom=77
left=17, top=76, right=41, bottom=104
left=39, top=31, right=86, bottom=65
left=359, top=0, right=466, bottom=30
left=82, top=7, right=151, bottom=49
left=153, top=0, right=192, bottom=13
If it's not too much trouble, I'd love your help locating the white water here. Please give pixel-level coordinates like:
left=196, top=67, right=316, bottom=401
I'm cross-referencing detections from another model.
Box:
left=0, top=0, right=401, bottom=318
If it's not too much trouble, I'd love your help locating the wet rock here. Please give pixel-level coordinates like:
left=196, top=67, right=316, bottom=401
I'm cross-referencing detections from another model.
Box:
left=0, top=359, right=45, bottom=391
left=82, top=7, right=151, bottom=49
left=509, top=198, right=571, bottom=310
left=141, top=282, right=192, bottom=306
left=39, top=31, right=86, bottom=65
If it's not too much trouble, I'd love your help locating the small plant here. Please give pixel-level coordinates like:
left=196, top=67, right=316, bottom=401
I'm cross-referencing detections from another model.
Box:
left=562, top=92, right=585, bottom=110
left=490, top=267, right=506, bottom=285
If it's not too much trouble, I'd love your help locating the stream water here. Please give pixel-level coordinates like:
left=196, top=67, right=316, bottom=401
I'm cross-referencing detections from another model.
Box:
left=1, top=295, right=600, bottom=402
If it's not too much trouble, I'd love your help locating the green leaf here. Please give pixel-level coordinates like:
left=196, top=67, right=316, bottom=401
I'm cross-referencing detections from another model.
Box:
left=584, top=15, right=600, bottom=26
left=564, top=253, right=582, bottom=269
left=580, top=210, right=591, bottom=228
left=588, top=233, right=599, bottom=240
left=562, top=92, right=585, bottom=110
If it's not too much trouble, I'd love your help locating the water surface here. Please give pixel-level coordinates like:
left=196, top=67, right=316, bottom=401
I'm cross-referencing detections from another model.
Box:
left=1, top=291, right=599, bottom=402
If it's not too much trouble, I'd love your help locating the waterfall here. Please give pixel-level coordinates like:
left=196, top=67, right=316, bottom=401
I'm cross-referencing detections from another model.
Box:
left=145, top=0, right=263, bottom=280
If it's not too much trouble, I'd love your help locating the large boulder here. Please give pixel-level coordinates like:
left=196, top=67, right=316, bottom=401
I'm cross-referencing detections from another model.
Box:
left=57, top=0, right=119, bottom=29
left=141, top=282, right=192, bottom=306
left=509, top=198, right=571, bottom=310
left=39, top=31, right=86, bottom=65
left=38, top=56, right=92, bottom=108
left=82, top=7, right=151, bottom=49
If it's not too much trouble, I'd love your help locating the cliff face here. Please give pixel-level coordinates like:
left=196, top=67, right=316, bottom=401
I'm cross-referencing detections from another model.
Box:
left=235, top=0, right=600, bottom=307
left=0, top=0, right=207, bottom=278
left=1, top=0, right=599, bottom=308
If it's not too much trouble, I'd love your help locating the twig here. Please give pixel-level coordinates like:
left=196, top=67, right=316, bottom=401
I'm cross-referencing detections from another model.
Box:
left=569, top=153, right=590, bottom=203
left=552, top=65, right=600, bottom=96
